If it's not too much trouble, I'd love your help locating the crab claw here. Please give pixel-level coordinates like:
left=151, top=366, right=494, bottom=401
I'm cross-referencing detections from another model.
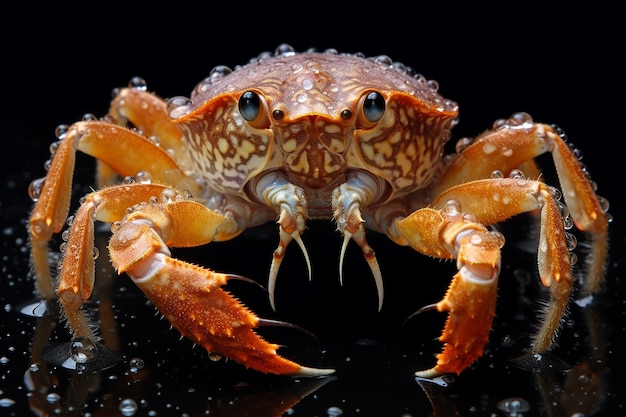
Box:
left=393, top=207, right=504, bottom=377
left=120, top=253, right=332, bottom=377
left=107, top=198, right=334, bottom=378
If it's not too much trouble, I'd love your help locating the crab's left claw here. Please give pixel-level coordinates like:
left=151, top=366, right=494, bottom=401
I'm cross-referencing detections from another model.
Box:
left=392, top=178, right=574, bottom=377
left=394, top=206, right=504, bottom=377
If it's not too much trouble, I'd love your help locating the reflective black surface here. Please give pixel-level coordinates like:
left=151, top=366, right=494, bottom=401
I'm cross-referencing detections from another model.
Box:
left=1, top=8, right=624, bottom=417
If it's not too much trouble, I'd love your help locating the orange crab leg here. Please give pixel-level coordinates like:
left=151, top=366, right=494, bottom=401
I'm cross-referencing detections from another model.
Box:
left=392, top=178, right=571, bottom=377
left=108, top=87, right=193, bottom=170
left=106, top=189, right=333, bottom=377
left=28, top=119, right=198, bottom=300
left=56, top=183, right=332, bottom=376
left=432, top=120, right=609, bottom=294
left=55, top=184, right=187, bottom=339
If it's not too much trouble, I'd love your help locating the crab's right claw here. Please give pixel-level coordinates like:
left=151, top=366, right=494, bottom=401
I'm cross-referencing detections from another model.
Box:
left=107, top=195, right=334, bottom=377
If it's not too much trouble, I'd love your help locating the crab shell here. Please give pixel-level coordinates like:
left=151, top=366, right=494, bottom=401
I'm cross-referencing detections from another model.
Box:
left=169, top=51, right=459, bottom=212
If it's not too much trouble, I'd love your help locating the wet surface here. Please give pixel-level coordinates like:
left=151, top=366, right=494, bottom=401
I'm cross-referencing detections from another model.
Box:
left=3, top=196, right=625, bottom=416
left=2, top=174, right=624, bottom=415
left=1, top=15, right=624, bottom=417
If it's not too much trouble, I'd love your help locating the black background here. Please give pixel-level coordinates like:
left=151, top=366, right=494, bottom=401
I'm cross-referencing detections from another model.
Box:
left=1, top=4, right=624, bottom=417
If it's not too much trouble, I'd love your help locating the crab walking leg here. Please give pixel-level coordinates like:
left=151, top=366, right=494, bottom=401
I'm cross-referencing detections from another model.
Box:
left=391, top=178, right=572, bottom=377
left=28, top=120, right=197, bottom=300
left=107, top=195, right=334, bottom=377
left=432, top=118, right=609, bottom=294
left=108, top=87, right=196, bottom=174
left=56, top=183, right=195, bottom=339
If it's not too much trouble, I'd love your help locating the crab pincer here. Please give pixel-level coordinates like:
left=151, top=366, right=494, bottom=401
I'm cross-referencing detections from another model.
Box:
left=105, top=190, right=335, bottom=377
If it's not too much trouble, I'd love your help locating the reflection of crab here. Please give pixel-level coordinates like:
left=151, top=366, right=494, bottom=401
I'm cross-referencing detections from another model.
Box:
left=27, top=43, right=610, bottom=378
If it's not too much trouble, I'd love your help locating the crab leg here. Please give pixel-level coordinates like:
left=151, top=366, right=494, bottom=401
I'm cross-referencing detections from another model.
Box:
left=28, top=118, right=197, bottom=300
left=432, top=117, right=609, bottom=295
left=57, top=183, right=333, bottom=376
left=391, top=178, right=571, bottom=377
left=107, top=190, right=333, bottom=377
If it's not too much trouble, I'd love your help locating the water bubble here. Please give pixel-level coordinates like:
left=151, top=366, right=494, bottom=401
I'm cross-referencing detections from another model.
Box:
left=442, top=199, right=461, bottom=216
left=0, top=398, right=15, bottom=407
left=128, top=357, right=145, bottom=373
left=111, top=221, right=122, bottom=233
left=135, top=171, right=152, bottom=184
left=490, top=170, right=504, bottom=179
left=46, top=392, right=61, bottom=403
left=28, top=177, right=45, bottom=201
left=427, top=79, right=439, bottom=91
left=208, top=352, right=223, bottom=362
left=373, top=55, right=393, bottom=67
left=598, top=196, right=610, bottom=212
left=565, top=232, right=578, bottom=250
left=160, top=188, right=177, bottom=203
left=70, top=337, right=97, bottom=363
left=55, top=124, right=69, bottom=139
left=129, top=76, right=147, bottom=90
left=327, top=406, right=344, bottom=416
left=209, top=65, right=232, bottom=81
left=119, top=398, right=139, bottom=416
left=496, top=397, right=530, bottom=416
left=275, top=43, right=296, bottom=56
left=166, top=96, right=194, bottom=119
left=455, top=137, right=473, bottom=153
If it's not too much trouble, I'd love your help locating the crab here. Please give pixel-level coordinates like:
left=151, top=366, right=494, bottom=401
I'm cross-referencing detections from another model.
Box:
left=27, top=43, right=610, bottom=379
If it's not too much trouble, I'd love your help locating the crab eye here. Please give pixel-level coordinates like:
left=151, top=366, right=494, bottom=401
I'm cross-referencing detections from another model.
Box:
left=272, top=109, right=285, bottom=120
left=362, top=91, right=386, bottom=123
left=238, top=91, right=270, bottom=128
left=239, top=91, right=261, bottom=121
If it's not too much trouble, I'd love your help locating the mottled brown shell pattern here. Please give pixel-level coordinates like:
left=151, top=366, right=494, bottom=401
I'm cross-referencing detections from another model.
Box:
left=167, top=46, right=459, bottom=202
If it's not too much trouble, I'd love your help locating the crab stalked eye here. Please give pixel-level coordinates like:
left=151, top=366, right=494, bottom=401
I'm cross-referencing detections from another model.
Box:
left=238, top=90, right=270, bottom=128
left=239, top=91, right=261, bottom=121
left=272, top=109, right=285, bottom=120
left=362, top=91, right=386, bottom=123
left=356, top=91, right=386, bottom=129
